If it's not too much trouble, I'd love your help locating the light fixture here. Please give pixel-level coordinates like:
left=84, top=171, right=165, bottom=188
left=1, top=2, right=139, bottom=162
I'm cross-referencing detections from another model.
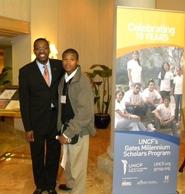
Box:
left=49, top=43, right=58, bottom=59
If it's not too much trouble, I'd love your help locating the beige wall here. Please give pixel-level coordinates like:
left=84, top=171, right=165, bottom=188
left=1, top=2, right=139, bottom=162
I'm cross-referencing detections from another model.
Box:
left=12, top=35, right=31, bottom=84
left=58, top=0, right=99, bottom=71
left=99, top=0, right=114, bottom=66
left=0, top=0, right=30, bottom=21
left=30, top=0, right=59, bottom=58
left=58, top=0, right=113, bottom=72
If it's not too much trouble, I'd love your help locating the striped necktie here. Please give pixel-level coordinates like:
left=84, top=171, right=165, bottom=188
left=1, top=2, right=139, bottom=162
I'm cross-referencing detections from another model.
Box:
left=43, top=65, right=50, bottom=86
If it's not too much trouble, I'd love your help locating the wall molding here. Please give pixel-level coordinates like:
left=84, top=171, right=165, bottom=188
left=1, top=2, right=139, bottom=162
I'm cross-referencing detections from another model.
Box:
left=0, top=16, right=30, bottom=37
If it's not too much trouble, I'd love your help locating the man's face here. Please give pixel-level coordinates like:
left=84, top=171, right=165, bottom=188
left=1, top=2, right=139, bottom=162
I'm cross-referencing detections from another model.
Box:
left=132, top=52, right=139, bottom=60
left=116, top=92, right=123, bottom=102
left=163, top=63, right=169, bottom=71
left=62, top=53, right=78, bottom=74
left=164, top=98, right=170, bottom=107
left=133, top=85, right=140, bottom=94
left=148, top=82, right=155, bottom=91
left=33, top=40, right=50, bottom=64
left=176, top=68, right=181, bottom=75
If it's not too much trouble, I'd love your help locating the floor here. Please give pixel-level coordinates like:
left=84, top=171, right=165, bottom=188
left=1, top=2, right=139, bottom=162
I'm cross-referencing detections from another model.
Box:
left=0, top=118, right=185, bottom=194
left=0, top=118, right=112, bottom=194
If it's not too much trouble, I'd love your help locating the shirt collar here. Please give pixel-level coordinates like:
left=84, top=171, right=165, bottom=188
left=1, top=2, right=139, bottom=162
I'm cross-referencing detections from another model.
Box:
left=65, top=67, right=78, bottom=83
left=36, top=59, right=50, bottom=67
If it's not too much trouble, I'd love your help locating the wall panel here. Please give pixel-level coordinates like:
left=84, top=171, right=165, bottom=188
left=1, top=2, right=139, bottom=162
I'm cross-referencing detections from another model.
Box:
left=0, top=0, right=30, bottom=21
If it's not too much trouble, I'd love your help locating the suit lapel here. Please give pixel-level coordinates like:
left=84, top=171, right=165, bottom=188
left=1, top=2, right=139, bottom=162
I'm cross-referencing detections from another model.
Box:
left=50, top=60, right=58, bottom=86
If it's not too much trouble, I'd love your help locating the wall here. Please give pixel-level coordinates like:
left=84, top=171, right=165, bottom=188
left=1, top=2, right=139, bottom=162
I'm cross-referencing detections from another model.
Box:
left=12, top=35, right=31, bottom=84
left=0, top=0, right=30, bottom=21
left=58, top=0, right=99, bottom=71
left=30, top=0, right=59, bottom=60
left=99, top=0, right=114, bottom=66
left=58, top=0, right=113, bottom=72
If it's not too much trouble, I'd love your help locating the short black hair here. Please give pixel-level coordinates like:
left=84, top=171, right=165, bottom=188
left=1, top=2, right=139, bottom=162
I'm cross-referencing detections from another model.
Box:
left=33, top=38, right=49, bottom=49
left=163, top=95, right=171, bottom=102
left=62, top=48, right=79, bottom=60
left=115, top=90, right=124, bottom=96
left=133, top=82, right=141, bottom=88
left=147, top=79, right=155, bottom=85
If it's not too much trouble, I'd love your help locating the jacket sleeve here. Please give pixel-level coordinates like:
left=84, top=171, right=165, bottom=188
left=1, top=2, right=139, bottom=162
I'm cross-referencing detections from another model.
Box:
left=57, top=78, right=63, bottom=132
left=64, top=75, right=94, bottom=138
left=19, top=68, right=32, bottom=131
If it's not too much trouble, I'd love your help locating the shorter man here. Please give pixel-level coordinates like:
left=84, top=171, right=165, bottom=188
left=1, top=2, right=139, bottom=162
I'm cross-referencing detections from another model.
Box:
left=57, top=48, right=95, bottom=194
left=142, top=79, right=162, bottom=130
left=153, top=95, right=178, bottom=136
left=123, top=83, right=147, bottom=118
left=142, top=79, right=161, bottom=111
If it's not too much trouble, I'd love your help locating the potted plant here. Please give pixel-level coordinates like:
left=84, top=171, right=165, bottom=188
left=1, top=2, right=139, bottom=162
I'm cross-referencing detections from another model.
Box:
left=0, top=67, right=11, bottom=89
left=86, top=64, right=112, bottom=129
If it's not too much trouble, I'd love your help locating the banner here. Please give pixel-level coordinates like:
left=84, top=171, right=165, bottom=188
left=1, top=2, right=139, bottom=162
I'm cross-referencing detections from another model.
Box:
left=113, top=7, right=185, bottom=194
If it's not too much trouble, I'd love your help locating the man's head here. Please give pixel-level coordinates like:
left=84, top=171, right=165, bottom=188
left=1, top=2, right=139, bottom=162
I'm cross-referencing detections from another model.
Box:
left=132, top=50, right=139, bottom=60
left=62, top=48, right=79, bottom=74
left=176, top=66, right=182, bottom=76
left=147, top=79, right=155, bottom=92
left=163, top=95, right=170, bottom=107
left=115, top=90, right=124, bottom=102
left=162, top=62, right=170, bottom=72
left=133, top=83, right=141, bottom=94
left=33, top=38, right=50, bottom=65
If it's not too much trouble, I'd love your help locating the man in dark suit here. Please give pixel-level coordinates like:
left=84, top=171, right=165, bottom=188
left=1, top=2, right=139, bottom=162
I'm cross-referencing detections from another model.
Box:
left=19, top=38, right=64, bottom=194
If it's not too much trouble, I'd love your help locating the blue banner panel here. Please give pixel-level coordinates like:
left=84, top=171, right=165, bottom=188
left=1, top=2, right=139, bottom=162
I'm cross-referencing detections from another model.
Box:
left=113, top=131, right=179, bottom=194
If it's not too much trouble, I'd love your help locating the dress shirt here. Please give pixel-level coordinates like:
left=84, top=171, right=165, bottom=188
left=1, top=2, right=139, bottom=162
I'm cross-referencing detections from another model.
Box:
left=36, top=60, right=52, bottom=83
left=64, top=67, right=78, bottom=83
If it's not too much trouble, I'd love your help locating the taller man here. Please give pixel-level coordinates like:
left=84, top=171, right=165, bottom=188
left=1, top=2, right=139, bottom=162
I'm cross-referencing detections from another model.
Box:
left=19, top=38, right=64, bottom=194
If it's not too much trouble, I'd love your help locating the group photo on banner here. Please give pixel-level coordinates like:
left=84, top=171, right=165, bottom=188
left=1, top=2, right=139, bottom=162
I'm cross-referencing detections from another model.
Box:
left=113, top=7, right=185, bottom=194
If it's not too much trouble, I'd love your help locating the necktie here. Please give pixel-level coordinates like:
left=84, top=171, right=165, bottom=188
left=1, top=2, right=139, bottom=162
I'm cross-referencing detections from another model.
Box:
left=43, top=65, right=50, bottom=86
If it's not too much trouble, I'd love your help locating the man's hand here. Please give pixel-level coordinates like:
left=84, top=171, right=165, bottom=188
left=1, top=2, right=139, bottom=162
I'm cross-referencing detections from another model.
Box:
left=130, top=114, right=140, bottom=121
left=25, top=130, right=34, bottom=142
left=160, top=119, right=170, bottom=126
left=57, top=135, right=69, bottom=144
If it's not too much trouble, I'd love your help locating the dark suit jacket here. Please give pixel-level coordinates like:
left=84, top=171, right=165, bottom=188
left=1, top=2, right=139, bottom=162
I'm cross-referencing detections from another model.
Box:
left=19, top=59, right=64, bottom=134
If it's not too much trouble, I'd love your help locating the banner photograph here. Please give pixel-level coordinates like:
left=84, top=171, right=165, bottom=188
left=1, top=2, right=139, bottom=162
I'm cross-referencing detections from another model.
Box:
left=113, top=7, right=185, bottom=194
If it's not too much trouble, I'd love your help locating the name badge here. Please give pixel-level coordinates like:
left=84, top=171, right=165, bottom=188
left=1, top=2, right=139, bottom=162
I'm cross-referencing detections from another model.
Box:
left=61, top=95, right=66, bottom=104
